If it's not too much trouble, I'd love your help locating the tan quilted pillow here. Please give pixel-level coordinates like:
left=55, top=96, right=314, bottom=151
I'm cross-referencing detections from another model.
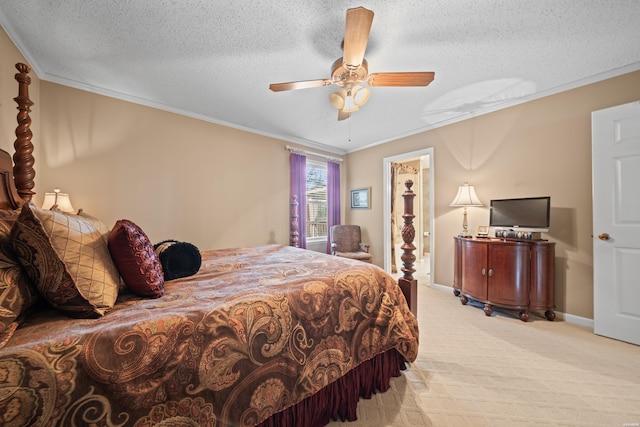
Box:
left=11, top=203, right=119, bottom=318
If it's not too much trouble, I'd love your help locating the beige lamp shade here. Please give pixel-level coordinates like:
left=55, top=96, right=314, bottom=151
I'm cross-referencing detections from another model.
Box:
left=450, top=182, right=482, bottom=237
left=42, top=188, right=75, bottom=213
left=450, top=182, right=482, bottom=207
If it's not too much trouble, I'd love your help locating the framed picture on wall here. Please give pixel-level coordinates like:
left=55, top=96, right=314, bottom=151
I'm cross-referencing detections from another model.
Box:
left=350, top=187, right=370, bottom=209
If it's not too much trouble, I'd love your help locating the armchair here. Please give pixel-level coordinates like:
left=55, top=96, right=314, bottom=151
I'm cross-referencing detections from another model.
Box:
left=330, top=225, right=373, bottom=263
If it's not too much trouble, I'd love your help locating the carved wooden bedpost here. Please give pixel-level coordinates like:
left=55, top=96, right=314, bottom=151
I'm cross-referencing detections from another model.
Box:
left=290, top=195, right=299, bottom=247
left=13, top=63, right=36, bottom=203
left=399, top=180, right=417, bottom=316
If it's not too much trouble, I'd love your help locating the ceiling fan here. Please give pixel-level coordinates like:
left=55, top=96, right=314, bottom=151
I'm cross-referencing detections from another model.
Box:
left=269, top=6, right=435, bottom=120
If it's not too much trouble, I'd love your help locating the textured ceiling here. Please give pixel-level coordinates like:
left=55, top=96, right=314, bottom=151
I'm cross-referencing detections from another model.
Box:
left=1, top=1, right=639, bottom=154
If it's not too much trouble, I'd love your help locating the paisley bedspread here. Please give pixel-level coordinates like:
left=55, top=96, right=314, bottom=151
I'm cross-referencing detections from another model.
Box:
left=0, top=245, right=419, bottom=427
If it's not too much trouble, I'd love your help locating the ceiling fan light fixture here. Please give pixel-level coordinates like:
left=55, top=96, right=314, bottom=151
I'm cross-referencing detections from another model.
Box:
left=352, top=85, right=370, bottom=107
left=330, top=84, right=369, bottom=113
left=329, top=87, right=348, bottom=110
left=342, top=92, right=359, bottom=113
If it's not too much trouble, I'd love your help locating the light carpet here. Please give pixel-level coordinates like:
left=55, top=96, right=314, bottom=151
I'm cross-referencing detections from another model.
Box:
left=328, top=284, right=640, bottom=427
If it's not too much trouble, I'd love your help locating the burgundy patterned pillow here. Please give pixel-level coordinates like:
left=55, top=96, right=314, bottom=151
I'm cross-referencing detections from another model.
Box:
left=108, top=219, right=164, bottom=298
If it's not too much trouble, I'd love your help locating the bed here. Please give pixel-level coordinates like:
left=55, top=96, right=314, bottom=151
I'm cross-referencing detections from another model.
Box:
left=0, top=63, right=419, bottom=427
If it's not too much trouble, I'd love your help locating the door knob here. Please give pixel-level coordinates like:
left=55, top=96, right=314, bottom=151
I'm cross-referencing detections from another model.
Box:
left=598, top=233, right=611, bottom=241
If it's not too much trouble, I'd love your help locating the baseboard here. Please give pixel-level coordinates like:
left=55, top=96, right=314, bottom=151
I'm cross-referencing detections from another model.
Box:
left=556, top=312, right=594, bottom=329
left=431, top=283, right=453, bottom=292
left=431, top=283, right=594, bottom=329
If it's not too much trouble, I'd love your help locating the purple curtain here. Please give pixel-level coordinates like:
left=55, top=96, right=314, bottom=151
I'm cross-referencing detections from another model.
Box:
left=290, top=153, right=307, bottom=249
left=326, top=161, right=341, bottom=254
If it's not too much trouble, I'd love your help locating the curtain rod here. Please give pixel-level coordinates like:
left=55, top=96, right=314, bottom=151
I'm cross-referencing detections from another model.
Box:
left=285, top=145, right=343, bottom=163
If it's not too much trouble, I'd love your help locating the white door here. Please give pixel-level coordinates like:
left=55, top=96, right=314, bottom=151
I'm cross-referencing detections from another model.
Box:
left=592, top=101, right=640, bottom=345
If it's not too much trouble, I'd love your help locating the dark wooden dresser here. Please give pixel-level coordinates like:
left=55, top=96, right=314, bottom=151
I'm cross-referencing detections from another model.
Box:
left=453, top=237, right=555, bottom=322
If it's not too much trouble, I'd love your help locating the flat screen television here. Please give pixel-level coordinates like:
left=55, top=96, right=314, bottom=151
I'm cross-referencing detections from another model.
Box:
left=489, top=197, right=551, bottom=232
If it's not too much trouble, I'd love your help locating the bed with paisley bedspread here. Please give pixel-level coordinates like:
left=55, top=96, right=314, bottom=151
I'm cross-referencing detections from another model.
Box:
left=0, top=63, right=419, bottom=427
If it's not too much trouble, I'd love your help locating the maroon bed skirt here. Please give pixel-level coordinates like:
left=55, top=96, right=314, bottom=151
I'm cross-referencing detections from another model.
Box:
left=257, top=348, right=407, bottom=427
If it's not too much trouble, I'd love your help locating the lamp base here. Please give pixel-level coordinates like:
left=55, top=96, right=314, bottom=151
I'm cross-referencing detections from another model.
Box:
left=458, top=207, right=472, bottom=238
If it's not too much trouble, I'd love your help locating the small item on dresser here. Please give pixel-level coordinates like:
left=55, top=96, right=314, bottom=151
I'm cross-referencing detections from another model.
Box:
left=154, top=239, right=202, bottom=280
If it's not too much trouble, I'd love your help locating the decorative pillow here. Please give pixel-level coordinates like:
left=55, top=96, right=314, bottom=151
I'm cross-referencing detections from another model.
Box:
left=10, top=203, right=120, bottom=318
left=108, top=219, right=164, bottom=298
left=75, top=209, right=112, bottom=244
left=0, top=210, right=38, bottom=347
left=154, top=239, right=202, bottom=280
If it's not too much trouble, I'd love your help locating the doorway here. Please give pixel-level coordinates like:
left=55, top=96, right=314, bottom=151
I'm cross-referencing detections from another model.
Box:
left=383, top=148, right=434, bottom=288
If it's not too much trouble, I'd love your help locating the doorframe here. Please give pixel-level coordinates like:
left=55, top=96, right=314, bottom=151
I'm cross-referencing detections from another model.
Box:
left=382, top=147, right=434, bottom=288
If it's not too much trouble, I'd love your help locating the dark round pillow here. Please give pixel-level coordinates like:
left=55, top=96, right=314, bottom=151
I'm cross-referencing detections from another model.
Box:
left=153, top=240, right=202, bottom=281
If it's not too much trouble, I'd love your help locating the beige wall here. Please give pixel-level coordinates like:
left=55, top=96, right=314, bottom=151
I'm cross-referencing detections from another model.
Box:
left=37, top=81, right=352, bottom=252
left=38, top=82, right=288, bottom=250
left=346, top=70, right=640, bottom=319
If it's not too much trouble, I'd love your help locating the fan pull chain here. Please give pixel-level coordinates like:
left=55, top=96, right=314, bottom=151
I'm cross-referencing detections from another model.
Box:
left=348, top=121, right=351, bottom=142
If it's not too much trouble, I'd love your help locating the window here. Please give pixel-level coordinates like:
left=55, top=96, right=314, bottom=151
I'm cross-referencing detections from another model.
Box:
left=306, top=160, right=327, bottom=240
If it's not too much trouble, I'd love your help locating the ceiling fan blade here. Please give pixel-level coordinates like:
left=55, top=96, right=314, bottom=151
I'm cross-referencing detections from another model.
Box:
left=338, top=110, right=351, bottom=121
left=367, top=72, right=435, bottom=87
left=269, top=79, right=332, bottom=92
left=343, top=7, right=374, bottom=69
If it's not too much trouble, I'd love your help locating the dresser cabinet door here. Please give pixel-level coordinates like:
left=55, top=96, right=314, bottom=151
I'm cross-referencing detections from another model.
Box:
left=487, top=243, right=530, bottom=307
left=461, top=239, right=488, bottom=301
left=529, top=243, right=555, bottom=309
